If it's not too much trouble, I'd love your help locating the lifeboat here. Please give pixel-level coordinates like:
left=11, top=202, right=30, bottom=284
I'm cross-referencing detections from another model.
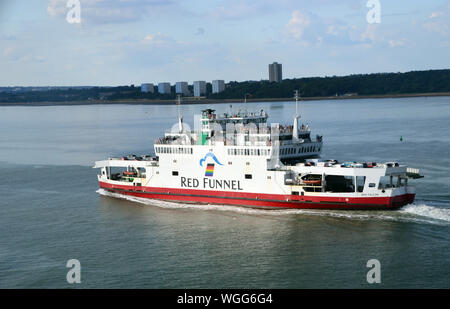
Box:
left=302, top=179, right=321, bottom=185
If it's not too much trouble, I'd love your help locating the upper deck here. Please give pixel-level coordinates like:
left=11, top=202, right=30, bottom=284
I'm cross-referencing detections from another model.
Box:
left=156, top=108, right=320, bottom=146
left=153, top=102, right=323, bottom=163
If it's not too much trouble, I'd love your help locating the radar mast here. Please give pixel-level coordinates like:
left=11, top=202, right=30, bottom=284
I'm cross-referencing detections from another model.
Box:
left=292, top=90, right=300, bottom=141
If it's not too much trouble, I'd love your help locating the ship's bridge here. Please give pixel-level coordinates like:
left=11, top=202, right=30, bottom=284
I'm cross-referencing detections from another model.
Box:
left=201, top=108, right=268, bottom=130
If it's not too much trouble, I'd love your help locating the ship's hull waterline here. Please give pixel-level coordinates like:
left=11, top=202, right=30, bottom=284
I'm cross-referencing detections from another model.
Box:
left=99, top=182, right=415, bottom=210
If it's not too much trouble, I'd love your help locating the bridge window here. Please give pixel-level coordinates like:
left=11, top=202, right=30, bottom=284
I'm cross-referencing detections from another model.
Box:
left=245, top=174, right=252, bottom=179
left=356, top=176, right=366, bottom=192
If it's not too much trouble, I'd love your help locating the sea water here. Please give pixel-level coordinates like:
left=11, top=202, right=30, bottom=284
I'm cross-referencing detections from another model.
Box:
left=0, top=96, right=449, bottom=288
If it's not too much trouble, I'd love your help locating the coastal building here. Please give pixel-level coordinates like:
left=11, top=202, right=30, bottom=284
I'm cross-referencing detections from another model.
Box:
left=269, top=62, right=282, bottom=83
left=158, top=82, right=171, bottom=94
left=193, top=81, right=206, bottom=97
left=212, top=80, right=225, bottom=94
left=175, top=82, right=189, bottom=95
left=141, top=83, right=154, bottom=93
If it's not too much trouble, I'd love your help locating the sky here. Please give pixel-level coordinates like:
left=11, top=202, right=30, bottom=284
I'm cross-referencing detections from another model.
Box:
left=0, top=0, right=449, bottom=86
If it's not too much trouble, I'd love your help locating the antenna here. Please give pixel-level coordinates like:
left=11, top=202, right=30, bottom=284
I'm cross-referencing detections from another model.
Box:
left=244, top=93, right=251, bottom=114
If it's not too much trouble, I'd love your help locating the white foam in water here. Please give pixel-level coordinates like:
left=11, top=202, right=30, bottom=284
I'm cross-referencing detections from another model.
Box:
left=400, top=204, right=450, bottom=223
left=96, top=189, right=450, bottom=225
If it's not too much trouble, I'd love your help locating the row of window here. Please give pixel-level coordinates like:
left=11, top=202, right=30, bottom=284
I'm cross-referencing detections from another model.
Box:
left=172, top=170, right=252, bottom=179
left=227, top=148, right=271, bottom=156
left=280, top=145, right=319, bottom=155
left=155, top=147, right=193, bottom=154
left=154, top=145, right=318, bottom=156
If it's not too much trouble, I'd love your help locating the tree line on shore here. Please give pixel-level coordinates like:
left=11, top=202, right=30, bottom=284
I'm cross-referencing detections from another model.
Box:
left=1, top=69, right=449, bottom=103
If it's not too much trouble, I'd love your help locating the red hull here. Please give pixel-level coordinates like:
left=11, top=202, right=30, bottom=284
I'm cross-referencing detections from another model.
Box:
left=98, top=181, right=415, bottom=210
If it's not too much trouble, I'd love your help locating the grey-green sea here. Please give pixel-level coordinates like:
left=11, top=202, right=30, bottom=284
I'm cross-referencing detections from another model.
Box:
left=0, top=96, right=449, bottom=288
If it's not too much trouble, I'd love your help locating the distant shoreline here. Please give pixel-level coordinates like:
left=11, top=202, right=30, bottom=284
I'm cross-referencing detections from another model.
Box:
left=1, top=92, right=449, bottom=106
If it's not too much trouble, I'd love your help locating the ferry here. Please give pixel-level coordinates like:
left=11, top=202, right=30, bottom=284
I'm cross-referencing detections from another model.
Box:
left=94, top=93, right=422, bottom=210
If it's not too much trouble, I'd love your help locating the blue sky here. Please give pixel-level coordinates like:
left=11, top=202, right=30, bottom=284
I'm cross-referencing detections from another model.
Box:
left=0, top=0, right=449, bottom=86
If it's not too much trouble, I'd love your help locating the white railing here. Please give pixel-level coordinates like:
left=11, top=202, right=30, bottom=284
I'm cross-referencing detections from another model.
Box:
left=407, top=167, right=420, bottom=174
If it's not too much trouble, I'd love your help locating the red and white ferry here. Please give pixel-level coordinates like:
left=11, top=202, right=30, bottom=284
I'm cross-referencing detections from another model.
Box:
left=94, top=94, right=421, bottom=210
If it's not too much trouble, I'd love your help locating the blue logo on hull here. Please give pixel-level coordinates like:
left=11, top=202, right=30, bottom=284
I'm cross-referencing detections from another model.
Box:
left=199, top=152, right=223, bottom=167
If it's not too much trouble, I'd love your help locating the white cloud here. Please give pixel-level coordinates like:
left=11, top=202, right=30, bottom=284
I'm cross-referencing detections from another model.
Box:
left=430, top=11, right=444, bottom=18
left=424, top=1, right=450, bottom=35
left=142, top=33, right=175, bottom=46
left=424, top=21, right=449, bottom=35
left=2, top=47, right=14, bottom=57
left=208, top=0, right=274, bottom=20
left=286, top=9, right=364, bottom=46
left=286, top=10, right=311, bottom=39
left=285, top=9, right=411, bottom=50
left=360, top=24, right=377, bottom=43
left=46, top=0, right=176, bottom=24
left=209, top=0, right=362, bottom=21
left=388, top=38, right=407, bottom=47
left=47, top=0, right=66, bottom=17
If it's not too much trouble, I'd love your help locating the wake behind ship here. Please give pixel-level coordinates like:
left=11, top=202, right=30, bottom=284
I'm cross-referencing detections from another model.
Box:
left=94, top=94, right=422, bottom=210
